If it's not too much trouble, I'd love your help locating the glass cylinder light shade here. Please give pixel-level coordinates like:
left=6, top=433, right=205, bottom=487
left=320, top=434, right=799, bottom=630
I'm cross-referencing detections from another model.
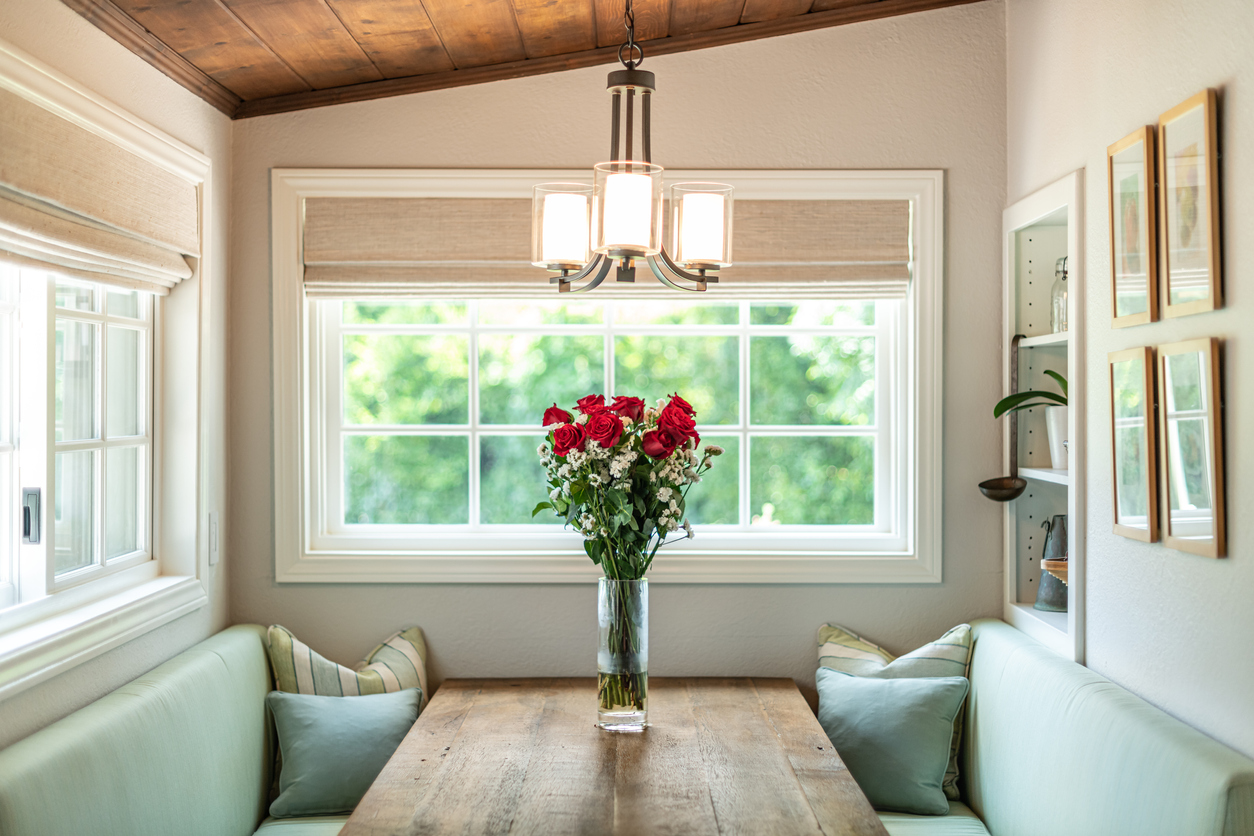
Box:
left=532, top=183, right=592, bottom=270
left=670, top=182, right=734, bottom=269
left=593, top=162, right=663, bottom=258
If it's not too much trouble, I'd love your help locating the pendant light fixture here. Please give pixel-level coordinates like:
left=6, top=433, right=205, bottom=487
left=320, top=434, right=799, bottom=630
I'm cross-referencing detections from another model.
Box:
left=531, top=1, right=734, bottom=293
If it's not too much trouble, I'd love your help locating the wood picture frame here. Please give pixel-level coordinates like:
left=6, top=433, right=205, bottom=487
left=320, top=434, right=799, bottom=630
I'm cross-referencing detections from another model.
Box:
left=1109, top=347, right=1157, bottom=541
left=1157, top=338, right=1225, bottom=558
left=1158, top=89, right=1221, bottom=318
left=1108, top=127, right=1158, bottom=327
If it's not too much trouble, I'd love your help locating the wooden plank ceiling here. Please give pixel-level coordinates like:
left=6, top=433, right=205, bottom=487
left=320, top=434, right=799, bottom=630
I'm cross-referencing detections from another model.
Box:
left=61, top=0, right=982, bottom=119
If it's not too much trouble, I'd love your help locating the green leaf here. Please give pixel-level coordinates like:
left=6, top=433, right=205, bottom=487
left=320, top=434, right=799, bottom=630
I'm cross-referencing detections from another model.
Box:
left=531, top=501, right=553, bottom=518
left=993, top=389, right=1067, bottom=418
left=1043, top=369, right=1068, bottom=398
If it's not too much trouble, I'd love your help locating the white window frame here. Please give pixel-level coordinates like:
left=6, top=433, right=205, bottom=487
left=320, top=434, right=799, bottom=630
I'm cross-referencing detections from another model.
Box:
left=272, top=169, right=944, bottom=583
left=0, top=274, right=16, bottom=609
left=0, top=40, right=209, bottom=700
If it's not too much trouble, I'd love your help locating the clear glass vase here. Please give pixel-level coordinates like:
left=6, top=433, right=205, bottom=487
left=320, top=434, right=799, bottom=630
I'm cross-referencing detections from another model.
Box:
left=597, top=577, right=648, bottom=731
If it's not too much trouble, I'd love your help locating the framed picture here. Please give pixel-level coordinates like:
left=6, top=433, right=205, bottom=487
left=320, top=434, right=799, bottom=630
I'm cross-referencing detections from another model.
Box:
left=1109, top=347, right=1157, bottom=541
left=1158, top=89, right=1221, bottom=318
left=1108, top=127, right=1157, bottom=327
left=1157, top=338, right=1225, bottom=558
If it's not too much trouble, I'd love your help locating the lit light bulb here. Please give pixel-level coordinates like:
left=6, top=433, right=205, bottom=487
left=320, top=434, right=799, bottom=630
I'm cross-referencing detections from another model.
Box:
left=602, top=173, right=654, bottom=252
left=541, top=192, right=589, bottom=266
left=679, top=192, right=725, bottom=264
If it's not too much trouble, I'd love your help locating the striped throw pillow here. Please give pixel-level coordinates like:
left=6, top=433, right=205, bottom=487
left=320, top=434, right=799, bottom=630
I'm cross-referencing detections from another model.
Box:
left=267, top=625, right=429, bottom=708
left=818, top=623, right=972, bottom=801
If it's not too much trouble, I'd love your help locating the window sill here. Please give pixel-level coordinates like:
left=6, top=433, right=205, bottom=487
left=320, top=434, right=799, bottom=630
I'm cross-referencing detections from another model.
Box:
left=0, top=575, right=206, bottom=700
left=277, top=550, right=941, bottom=584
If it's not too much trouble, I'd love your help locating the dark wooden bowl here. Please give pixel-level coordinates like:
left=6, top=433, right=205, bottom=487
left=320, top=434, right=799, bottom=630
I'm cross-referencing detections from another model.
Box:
left=979, top=476, right=1027, bottom=502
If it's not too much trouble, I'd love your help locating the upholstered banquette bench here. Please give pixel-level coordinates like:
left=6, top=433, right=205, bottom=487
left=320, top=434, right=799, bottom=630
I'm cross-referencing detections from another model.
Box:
left=877, top=619, right=1254, bottom=835
left=0, top=619, right=1251, bottom=836
left=0, top=625, right=349, bottom=836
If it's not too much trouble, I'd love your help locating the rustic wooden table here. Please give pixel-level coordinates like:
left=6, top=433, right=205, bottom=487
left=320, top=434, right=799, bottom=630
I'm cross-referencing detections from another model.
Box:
left=341, top=677, right=889, bottom=836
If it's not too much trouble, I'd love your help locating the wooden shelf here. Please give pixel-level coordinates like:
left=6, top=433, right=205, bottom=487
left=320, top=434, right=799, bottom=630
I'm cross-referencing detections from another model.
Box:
left=1020, top=467, right=1069, bottom=486
left=1006, top=603, right=1070, bottom=657
left=1019, top=332, right=1069, bottom=348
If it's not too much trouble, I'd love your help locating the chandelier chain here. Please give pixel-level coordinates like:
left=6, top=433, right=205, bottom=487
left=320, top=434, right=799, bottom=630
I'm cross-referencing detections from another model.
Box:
left=619, top=0, right=643, bottom=69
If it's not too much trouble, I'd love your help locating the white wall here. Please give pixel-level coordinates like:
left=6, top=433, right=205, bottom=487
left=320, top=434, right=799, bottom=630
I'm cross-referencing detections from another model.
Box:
left=0, top=0, right=232, bottom=748
left=1007, top=0, right=1254, bottom=757
left=229, top=1, right=1007, bottom=705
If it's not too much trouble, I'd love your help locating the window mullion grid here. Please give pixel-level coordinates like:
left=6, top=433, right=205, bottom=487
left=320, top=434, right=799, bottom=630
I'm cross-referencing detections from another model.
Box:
left=96, top=286, right=107, bottom=571
left=739, top=300, right=750, bottom=528
left=468, top=301, right=480, bottom=527
left=323, top=300, right=344, bottom=533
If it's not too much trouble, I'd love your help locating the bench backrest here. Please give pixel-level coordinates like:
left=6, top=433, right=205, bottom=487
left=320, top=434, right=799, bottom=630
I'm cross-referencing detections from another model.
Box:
left=0, top=624, right=274, bottom=836
left=965, top=619, right=1254, bottom=836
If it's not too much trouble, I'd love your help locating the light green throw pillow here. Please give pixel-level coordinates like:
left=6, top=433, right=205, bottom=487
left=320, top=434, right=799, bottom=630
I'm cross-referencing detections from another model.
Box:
left=266, top=689, right=420, bottom=817
left=816, top=669, right=969, bottom=816
left=268, top=624, right=428, bottom=708
left=818, top=623, right=972, bottom=799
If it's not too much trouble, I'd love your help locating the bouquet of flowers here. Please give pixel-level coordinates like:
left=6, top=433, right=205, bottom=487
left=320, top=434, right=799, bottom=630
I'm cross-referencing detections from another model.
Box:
left=532, top=393, right=722, bottom=580
left=535, top=392, right=721, bottom=726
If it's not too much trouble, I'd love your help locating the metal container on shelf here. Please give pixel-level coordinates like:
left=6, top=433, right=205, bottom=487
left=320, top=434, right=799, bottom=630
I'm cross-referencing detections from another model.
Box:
left=1034, top=514, right=1068, bottom=612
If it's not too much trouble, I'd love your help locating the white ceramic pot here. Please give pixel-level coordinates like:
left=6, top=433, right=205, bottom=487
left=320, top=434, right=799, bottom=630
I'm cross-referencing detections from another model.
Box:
left=1045, top=405, right=1068, bottom=470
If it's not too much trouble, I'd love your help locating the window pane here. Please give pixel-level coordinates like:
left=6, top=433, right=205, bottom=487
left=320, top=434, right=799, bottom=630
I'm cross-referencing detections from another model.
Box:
left=684, top=436, right=739, bottom=525
left=107, top=290, right=140, bottom=318
left=106, top=446, right=141, bottom=558
left=750, top=336, right=875, bottom=426
left=343, top=301, right=466, bottom=325
left=479, top=335, right=604, bottom=425
left=56, top=318, right=97, bottom=441
left=107, top=326, right=141, bottom=437
left=343, top=335, right=468, bottom=425
left=54, top=450, right=95, bottom=574
left=750, top=302, right=875, bottom=327
left=478, top=301, right=603, bottom=325
left=55, top=281, right=95, bottom=311
left=750, top=436, right=874, bottom=525
left=480, top=435, right=559, bottom=525
left=344, top=435, right=469, bottom=524
left=614, top=335, right=738, bottom=424
left=614, top=301, right=738, bottom=325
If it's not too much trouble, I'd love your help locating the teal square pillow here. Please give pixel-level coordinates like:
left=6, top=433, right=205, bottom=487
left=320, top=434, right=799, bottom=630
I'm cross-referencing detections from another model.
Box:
left=816, top=668, right=969, bottom=816
left=266, top=688, right=420, bottom=818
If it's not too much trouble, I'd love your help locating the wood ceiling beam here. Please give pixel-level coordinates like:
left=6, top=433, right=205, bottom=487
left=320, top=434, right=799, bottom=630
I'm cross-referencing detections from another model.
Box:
left=63, top=0, right=985, bottom=120
left=61, top=0, right=241, bottom=115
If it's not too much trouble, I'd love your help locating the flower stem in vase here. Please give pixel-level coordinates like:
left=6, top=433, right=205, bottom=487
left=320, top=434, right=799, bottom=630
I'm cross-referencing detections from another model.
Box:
left=597, top=577, right=648, bottom=731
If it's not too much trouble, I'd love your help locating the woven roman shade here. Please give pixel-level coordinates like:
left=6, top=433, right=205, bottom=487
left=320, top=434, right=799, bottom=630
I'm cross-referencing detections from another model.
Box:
left=0, top=86, right=199, bottom=294
left=302, top=196, right=910, bottom=298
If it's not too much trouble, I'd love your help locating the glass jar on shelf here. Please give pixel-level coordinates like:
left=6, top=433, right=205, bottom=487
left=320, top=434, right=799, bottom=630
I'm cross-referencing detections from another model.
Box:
left=1051, top=256, right=1068, bottom=333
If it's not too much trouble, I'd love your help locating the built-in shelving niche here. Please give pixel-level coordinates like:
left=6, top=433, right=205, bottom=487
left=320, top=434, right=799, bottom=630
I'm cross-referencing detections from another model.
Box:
left=1000, top=172, right=1085, bottom=662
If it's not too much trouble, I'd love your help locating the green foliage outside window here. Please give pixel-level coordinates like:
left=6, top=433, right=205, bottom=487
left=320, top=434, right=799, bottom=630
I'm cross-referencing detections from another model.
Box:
left=338, top=300, right=882, bottom=528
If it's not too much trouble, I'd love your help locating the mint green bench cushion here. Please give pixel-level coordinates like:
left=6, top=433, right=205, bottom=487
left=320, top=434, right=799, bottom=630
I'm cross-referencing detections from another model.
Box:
left=254, top=815, right=349, bottom=835
left=964, top=619, right=1254, bottom=836
left=0, top=624, right=274, bottom=836
left=878, top=801, right=991, bottom=836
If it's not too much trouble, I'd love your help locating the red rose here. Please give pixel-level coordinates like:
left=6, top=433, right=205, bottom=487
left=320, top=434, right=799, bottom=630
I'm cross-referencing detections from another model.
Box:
left=576, top=394, right=608, bottom=414
left=542, top=404, right=573, bottom=426
left=642, top=427, right=681, bottom=459
left=609, top=395, right=646, bottom=423
left=586, top=412, right=624, bottom=449
left=657, top=403, right=697, bottom=441
left=552, top=423, right=586, bottom=457
left=667, top=394, right=696, bottom=417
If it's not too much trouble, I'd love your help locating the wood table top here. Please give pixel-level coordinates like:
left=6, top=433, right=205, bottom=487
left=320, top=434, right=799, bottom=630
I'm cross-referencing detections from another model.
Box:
left=341, top=677, right=888, bottom=836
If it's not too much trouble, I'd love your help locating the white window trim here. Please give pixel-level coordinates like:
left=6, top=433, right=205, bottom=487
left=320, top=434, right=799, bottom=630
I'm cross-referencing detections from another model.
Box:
left=0, top=39, right=209, bottom=700
left=272, top=168, right=944, bottom=584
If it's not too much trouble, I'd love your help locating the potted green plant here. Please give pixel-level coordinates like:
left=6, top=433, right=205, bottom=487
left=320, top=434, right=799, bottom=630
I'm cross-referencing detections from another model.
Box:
left=994, top=370, right=1068, bottom=470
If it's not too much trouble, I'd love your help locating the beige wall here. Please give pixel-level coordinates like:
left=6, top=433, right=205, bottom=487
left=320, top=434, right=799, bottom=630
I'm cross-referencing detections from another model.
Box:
left=0, top=0, right=232, bottom=748
left=229, top=1, right=1007, bottom=704
left=1007, top=0, right=1254, bottom=757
